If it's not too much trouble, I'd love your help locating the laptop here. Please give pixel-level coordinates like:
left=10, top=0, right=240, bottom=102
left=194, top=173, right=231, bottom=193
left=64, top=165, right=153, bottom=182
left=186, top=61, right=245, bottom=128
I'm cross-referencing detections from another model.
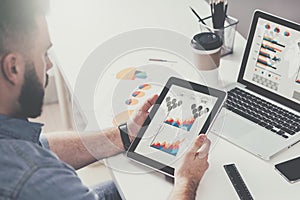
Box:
left=211, top=10, right=300, bottom=160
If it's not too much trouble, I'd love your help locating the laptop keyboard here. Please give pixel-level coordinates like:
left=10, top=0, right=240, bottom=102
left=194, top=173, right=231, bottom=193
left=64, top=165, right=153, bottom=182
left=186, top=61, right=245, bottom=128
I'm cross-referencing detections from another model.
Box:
left=225, top=87, right=300, bottom=139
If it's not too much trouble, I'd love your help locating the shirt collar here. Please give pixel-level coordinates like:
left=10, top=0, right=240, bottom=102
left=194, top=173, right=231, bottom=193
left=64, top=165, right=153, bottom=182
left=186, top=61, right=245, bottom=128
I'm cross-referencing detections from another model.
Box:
left=0, top=115, right=44, bottom=144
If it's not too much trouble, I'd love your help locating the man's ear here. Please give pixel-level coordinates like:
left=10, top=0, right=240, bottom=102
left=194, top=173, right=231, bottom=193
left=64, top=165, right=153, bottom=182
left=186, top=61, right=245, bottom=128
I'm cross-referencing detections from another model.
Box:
left=1, top=53, right=22, bottom=85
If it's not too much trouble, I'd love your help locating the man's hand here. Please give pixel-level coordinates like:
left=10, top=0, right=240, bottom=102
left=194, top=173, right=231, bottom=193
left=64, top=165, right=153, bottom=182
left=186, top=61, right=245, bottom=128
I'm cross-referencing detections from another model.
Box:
left=169, top=134, right=211, bottom=199
left=127, top=94, right=158, bottom=141
left=45, top=94, right=158, bottom=169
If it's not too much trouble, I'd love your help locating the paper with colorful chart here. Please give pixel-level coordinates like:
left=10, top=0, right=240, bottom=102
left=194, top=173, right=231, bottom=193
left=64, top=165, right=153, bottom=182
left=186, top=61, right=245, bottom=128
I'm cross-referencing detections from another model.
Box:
left=111, top=64, right=180, bottom=126
left=93, top=48, right=200, bottom=128
left=134, top=84, right=218, bottom=167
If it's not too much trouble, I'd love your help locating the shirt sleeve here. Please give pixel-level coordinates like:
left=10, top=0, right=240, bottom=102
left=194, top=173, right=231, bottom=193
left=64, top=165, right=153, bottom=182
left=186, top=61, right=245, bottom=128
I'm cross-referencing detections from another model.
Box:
left=18, top=165, right=99, bottom=200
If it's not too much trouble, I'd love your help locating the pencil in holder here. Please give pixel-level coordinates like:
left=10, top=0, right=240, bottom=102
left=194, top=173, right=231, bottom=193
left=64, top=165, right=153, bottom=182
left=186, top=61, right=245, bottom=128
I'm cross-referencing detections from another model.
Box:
left=199, top=16, right=239, bottom=56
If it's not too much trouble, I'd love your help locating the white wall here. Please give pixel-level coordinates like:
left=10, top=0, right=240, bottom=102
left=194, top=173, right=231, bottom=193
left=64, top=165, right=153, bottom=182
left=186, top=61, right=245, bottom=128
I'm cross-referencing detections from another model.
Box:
left=226, top=0, right=300, bottom=38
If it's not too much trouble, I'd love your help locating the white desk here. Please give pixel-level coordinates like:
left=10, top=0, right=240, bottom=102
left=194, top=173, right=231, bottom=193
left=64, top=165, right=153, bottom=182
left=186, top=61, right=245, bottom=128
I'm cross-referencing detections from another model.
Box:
left=47, top=0, right=300, bottom=199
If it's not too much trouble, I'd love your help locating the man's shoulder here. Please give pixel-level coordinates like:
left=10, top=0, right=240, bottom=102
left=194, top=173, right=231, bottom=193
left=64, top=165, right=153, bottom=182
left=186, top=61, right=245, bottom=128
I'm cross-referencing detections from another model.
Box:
left=0, top=139, right=99, bottom=200
left=0, top=138, right=75, bottom=199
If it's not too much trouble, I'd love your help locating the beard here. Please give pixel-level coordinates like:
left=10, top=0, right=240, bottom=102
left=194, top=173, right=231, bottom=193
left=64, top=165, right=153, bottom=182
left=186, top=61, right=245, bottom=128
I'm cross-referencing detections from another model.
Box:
left=17, top=61, right=47, bottom=118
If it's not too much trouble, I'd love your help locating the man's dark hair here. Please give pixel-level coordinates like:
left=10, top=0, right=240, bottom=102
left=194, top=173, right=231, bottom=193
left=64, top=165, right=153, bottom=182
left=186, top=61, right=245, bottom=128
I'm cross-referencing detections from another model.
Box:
left=0, top=0, right=49, bottom=56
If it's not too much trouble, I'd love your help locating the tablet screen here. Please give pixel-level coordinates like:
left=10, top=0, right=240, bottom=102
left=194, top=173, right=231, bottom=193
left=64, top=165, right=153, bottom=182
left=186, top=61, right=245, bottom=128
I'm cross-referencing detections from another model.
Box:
left=127, top=77, right=226, bottom=176
left=134, top=84, right=217, bottom=168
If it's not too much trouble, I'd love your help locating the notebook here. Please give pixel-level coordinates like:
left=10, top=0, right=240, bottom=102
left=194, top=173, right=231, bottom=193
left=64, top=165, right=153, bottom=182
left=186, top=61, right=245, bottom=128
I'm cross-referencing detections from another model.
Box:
left=211, top=10, right=300, bottom=160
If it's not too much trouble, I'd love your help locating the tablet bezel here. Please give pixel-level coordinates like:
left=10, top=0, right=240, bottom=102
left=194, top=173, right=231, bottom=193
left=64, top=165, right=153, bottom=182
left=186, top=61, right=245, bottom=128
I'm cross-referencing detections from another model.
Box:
left=127, top=76, right=227, bottom=177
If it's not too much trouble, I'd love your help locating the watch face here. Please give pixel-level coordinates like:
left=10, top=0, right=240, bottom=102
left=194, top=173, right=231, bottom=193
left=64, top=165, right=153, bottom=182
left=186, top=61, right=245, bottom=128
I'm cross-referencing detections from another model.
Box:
left=119, top=123, right=131, bottom=150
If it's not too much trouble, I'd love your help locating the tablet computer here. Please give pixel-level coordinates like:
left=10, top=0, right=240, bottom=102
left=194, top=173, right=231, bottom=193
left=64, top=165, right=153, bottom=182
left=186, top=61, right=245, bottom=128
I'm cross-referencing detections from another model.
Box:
left=127, top=77, right=227, bottom=177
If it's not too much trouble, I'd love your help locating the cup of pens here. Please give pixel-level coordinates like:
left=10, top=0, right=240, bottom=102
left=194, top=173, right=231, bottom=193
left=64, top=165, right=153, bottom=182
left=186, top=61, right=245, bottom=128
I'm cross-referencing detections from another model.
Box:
left=191, top=0, right=239, bottom=56
left=199, top=15, right=238, bottom=56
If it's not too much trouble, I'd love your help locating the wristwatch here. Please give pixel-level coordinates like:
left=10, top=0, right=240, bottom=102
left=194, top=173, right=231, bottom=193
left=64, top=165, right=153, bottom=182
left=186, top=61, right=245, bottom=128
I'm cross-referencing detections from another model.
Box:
left=118, top=122, right=131, bottom=151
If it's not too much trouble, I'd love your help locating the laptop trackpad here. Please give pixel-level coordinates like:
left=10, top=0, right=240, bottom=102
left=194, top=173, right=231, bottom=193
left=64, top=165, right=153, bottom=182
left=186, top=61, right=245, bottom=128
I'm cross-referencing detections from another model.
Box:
left=211, top=108, right=283, bottom=159
left=211, top=110, right=257, bottom=143
left=211, top=108, right=272, bottom=147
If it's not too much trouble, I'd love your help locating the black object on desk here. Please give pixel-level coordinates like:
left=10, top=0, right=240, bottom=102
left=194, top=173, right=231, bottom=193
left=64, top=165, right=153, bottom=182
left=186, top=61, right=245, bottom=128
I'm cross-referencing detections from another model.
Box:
left=224, top=164, right=254, bottom=200
left=189, top=6, right=206, bottom=25
left=210, top=0, right=228, bottom=29
left=275, top=156, right=300, bottom=183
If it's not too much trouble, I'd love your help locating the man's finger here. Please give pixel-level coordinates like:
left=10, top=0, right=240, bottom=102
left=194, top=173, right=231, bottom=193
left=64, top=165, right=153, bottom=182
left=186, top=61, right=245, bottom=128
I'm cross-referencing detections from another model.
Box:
left=140, top=94, right=158, bottom=112
left=196, top=139, right=211, bottom=159
left=190, top=134, right=207, bottom=153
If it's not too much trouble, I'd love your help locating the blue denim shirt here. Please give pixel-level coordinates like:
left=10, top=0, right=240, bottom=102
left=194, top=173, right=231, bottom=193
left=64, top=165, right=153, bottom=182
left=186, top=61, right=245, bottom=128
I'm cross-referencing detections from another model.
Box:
left=0, top=115, right=98, bottom=200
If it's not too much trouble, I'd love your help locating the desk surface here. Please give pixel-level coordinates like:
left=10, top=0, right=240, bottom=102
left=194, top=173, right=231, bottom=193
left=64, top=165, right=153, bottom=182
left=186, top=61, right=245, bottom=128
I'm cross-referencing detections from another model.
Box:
left=47, top=0, right=300, bottom=199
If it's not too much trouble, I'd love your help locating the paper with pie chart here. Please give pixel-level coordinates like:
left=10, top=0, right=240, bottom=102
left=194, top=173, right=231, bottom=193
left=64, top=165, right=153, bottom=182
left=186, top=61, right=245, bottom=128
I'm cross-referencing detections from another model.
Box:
left=93, top=48, right=200, bottom=128
left=116, top=67, right=148, bottom=80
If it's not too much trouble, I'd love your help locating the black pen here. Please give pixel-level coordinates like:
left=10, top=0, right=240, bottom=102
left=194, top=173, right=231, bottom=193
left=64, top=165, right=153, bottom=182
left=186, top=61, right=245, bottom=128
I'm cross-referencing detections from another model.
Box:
left=224, top=0, right=228, bottom=17
left=189, top=6, right=206, bottom=25
left=211, top=0, right=227, bottom=29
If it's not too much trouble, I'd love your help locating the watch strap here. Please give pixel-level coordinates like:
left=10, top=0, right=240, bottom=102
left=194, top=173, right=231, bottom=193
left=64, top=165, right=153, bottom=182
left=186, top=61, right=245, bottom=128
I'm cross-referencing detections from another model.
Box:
left=118, top=122, right=131, bottom=150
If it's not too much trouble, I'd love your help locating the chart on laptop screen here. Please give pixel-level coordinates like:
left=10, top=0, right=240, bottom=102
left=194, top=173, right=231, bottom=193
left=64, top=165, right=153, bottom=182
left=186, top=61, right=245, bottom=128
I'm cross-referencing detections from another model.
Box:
left=244, top=17, right=300, bottom=103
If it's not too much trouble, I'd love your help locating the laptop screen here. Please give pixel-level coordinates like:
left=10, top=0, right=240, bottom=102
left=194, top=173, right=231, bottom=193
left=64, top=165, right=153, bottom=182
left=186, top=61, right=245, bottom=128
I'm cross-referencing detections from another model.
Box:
left=239, top=11, right=300, bottom=107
